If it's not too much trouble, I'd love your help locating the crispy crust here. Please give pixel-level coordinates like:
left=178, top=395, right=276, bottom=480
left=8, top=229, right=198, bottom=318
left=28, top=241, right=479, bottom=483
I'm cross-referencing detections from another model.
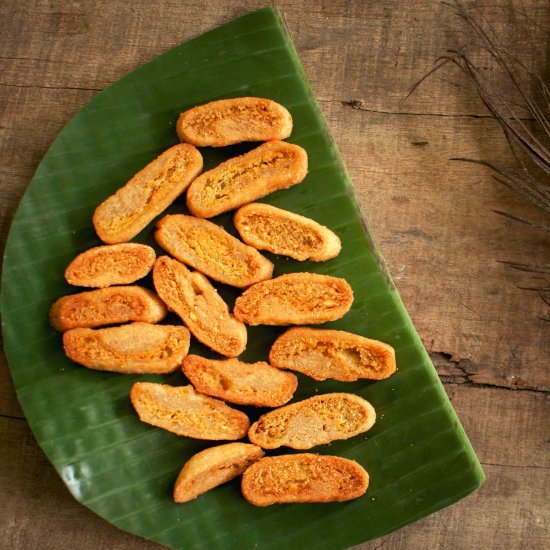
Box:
left=130, top=383, right=250, bottom=440
left=63, top=322, right=190, bottom=374
left=186, top=141, right=307, bottom=218
left=64, top=243, right=156, bottom=288
left=153, top=257, right=247, bottom=357
left=182, top=355, right=297, bottom=407
left=176, top=97, right=292, bottom=147
left=234, top=203, right=341, bottom=261
left=241, top=454, right=369, bottom=506
left=49, top=286, right=167, bottom=332
left=269, top=327, right=397, bottom=382
left=233, top=273, right=353, bottom=326
left=173, top=443, right=264, bottom=503
left=155, top=214, right=273, bottom=288
left=248, top=392, right=376, bottom=450
left=93, top=144, right=203, bottom=244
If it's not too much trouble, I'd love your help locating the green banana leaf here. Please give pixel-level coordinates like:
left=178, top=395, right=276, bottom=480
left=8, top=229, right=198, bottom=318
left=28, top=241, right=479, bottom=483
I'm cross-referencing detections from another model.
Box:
left=1, top=7, right=484, bottom=549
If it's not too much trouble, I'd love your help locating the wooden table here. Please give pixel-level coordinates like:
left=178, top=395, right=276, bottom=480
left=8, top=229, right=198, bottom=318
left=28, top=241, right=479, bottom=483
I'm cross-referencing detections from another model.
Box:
left=1, top=1, right=548, bottom=548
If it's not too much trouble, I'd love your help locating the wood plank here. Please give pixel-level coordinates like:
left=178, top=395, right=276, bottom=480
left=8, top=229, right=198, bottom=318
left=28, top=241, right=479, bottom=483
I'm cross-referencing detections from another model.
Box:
left=0, top=86, right=97, bottom=182
left=2, top=1, right=548, bottom=116
left=442, top=385, right=549, bottom=468
left=320, top=102, right=550, bottom=391
left=361, top=385, right=550, bottom=548
left=362, top=464, right=549, bottom=550
left=1, top=386, right=547, bottom=549
left=1, top=1, right=548, bottom=549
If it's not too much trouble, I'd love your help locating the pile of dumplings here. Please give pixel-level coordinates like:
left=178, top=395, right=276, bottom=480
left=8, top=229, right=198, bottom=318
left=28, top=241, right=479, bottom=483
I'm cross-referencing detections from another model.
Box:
left=50, top=97, right=397, bottom=506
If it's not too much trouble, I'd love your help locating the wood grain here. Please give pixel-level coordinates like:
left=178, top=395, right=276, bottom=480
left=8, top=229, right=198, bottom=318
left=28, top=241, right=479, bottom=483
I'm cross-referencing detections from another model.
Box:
left=1, top=0, right=549, bottom=549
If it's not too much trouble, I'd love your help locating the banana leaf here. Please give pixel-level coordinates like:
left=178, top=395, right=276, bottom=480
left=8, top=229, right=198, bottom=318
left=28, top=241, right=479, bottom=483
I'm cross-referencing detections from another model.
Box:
left=1, top=7, right=484, bottom=549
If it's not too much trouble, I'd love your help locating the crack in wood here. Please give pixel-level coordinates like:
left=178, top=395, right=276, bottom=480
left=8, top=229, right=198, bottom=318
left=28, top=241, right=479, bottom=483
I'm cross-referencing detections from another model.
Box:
left=481, top=461, right=550, bottom=470
left=0, top=82, right=103, bottom=92
left=370, top=541, right=389, bottom=550
left=432, top=351, right=549, bottom=394
left=442, top=379, right=548, bottom=394
left=0, top=87, right=537, bottom=122
left=318, top=98, right=536, bottom=121
left=0, top=55, right=74, bottom=64
left=0, top=413, right=26, bottom=421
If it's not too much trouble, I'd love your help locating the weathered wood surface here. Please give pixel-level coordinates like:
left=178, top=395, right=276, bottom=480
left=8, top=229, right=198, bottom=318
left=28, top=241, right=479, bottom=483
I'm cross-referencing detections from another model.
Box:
left=1, top=1, right=548, bottom=549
